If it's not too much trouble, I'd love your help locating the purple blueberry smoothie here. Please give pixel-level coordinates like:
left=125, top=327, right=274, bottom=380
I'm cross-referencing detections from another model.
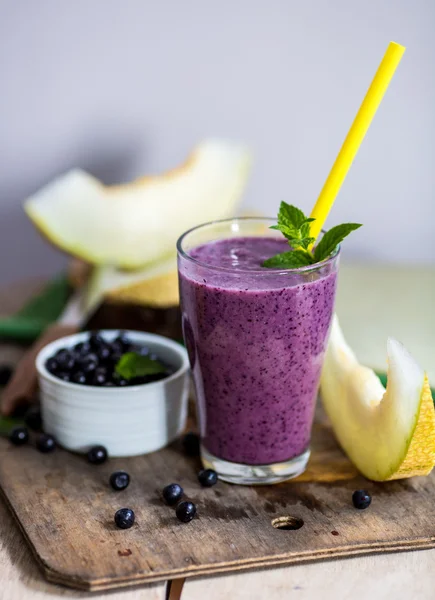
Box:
left=178, top=227, right=339, bottom=475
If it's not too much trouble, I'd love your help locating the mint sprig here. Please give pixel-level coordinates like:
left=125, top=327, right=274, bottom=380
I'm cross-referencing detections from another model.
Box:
left=263, top=201, right=361, bottom=268
left=115, top=352, right=167, bottom=380
left=313, top=223, right=362, bottom=262
left=263, top=250, right=314, bottom=269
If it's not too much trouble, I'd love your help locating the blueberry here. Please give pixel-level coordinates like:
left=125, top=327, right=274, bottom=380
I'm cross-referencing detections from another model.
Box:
left=182, top=432, right=200, bottom=456
left=55, top=350, right=75, bottom=370
left=74, top=341, right=91, bottom=355
left=46, top=357, right=59, bottom=374
left=57, top=372, right=71, bottom=382
left=97, top=343, right=111, bottom=361
left=92, top=367, right=107, bottom=386
left=110, top=471, right=130, bottom=491
left=176, top=501, right=196, bottom=523
left=89, top=332, right=105, bottom=350
left=24, top=406, right=42, bottom=431
left=198, top=469, right=218, bottom=487
left=162, top=483, right=183, bottom=506
left=352, top=490, right=372, bottom=510
left=9, top=426, right=29, bottom=446
left=114, top=507, right=135, bottom=529
left=111, top=340, right=125, bottom=355
left=136, top=346, right=150, bottom=357
left=116, top=378, right=128, bottom=387
left=0, top=365, right=13, bottom=386
left=115, top=332, right=131, bottom=349
left=110, top=351, right=123, bottom=365
left=57, top=353, right=75, bottom=371
left=37, top=433, right=56, bottom=453
left=77, top=353, right=99, bottom=373
left=87, top=445, right=108, bottom=464
left=71, top=371, right=87, bottom=385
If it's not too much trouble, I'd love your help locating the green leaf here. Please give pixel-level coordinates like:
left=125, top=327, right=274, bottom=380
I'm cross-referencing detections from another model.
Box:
left=314, top=223, right=362, bottom=262
left=0, top=275, right=71, bottom=342
left=0, top=416, right=24, bottom=436
left=278, top=201, right=307, bottom=229
left=263, top=250, right=315, bottom=268
left=115, top=352, right=167, bottom=380
left=270, top=223, right=300, bottom=241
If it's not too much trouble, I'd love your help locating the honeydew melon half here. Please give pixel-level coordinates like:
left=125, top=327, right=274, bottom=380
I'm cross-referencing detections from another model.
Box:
left=320, top=315, right=435, bottom=481
left=25, top=139, right=252, bottom=269
left=84, top=255, right=178, bottom=312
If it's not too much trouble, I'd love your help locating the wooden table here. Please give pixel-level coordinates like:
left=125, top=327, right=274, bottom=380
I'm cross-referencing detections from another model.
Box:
left=0, top=264, right=434, bottom=600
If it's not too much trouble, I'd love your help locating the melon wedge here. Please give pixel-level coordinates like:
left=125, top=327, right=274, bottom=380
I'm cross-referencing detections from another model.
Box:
left=25, top=139, right=252, bottom=269
left=320, top=315, right=435, bottom=481
left=85, top=256, right=178, bottom=312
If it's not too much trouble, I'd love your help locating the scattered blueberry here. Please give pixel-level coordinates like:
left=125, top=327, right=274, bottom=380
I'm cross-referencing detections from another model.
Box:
left=37, top=433, right=56, bottom=453
left=352, top=490, right=372, bottom=510
left=162, top=483, right=183, bottom=506
left=24, top=406, right=42, bottom=431
left=183, top=432, right=200, bottom=456
left=87, top=445, right=108, bottom=464
left=110, top=471, right=130, bottom=491
left=198, top=469, right=218, bottom=487
left=9, top=426, right=29, bottom=446
left=0, top=365, right=13, bottom=386
left=176, top=501, right=196, bottom=523
left=114, top=507, right=135, bottom=529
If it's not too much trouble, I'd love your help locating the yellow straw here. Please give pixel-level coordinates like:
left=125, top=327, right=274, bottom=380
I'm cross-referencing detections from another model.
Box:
left=309, top=41, right=406, bottom=244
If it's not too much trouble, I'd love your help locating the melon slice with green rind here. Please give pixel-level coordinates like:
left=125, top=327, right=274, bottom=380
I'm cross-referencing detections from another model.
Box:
left=25, top=139, right=252, bottom=269
left=320, top=315, right=435, bottom=481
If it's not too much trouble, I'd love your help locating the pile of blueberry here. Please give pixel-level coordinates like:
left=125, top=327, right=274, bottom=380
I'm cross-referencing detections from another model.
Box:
left=45, top=331, right=171, bottom=387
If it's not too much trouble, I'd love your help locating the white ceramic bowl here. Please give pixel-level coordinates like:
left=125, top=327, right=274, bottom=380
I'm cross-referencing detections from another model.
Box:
left=36, top=330, right=190, bottom=457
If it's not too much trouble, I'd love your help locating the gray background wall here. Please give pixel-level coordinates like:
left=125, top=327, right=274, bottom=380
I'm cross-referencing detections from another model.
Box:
left=0, top=0, right=434, bottom=284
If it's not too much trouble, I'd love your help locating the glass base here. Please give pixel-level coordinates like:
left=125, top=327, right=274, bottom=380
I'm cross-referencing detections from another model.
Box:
left=200, top=445, right=310, bottom=485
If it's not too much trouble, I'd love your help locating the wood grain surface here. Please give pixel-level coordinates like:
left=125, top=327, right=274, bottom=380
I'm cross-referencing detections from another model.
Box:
left=0, top=412, right=434, bottom=592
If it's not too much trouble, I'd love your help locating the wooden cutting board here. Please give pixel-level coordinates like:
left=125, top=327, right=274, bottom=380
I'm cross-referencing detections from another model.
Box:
left=1, top=412, right=434, bottom=592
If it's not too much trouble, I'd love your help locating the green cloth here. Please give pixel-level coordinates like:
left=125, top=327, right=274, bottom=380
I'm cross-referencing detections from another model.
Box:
left=0, top=275, right=70, bottom=342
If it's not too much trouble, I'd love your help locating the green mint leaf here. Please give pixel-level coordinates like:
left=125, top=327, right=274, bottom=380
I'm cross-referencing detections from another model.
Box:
left=278, top=201, right=307, bottom=229
left=263, top=250, right=315, bottom=268
left=270, top=223, right=300, bottom=240
left=314, top=223, right=362, bottom=262
left=300, top=221, right=313, bottom=238
left=285, top=237, right=316, bottom=251
left=298, top=237, right=316, bottom=250
left=115, top=352, right=167, bottom=380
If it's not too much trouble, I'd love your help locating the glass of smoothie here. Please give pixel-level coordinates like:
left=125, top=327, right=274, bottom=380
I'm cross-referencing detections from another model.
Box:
left=177, top=217, right=339, bottom=484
